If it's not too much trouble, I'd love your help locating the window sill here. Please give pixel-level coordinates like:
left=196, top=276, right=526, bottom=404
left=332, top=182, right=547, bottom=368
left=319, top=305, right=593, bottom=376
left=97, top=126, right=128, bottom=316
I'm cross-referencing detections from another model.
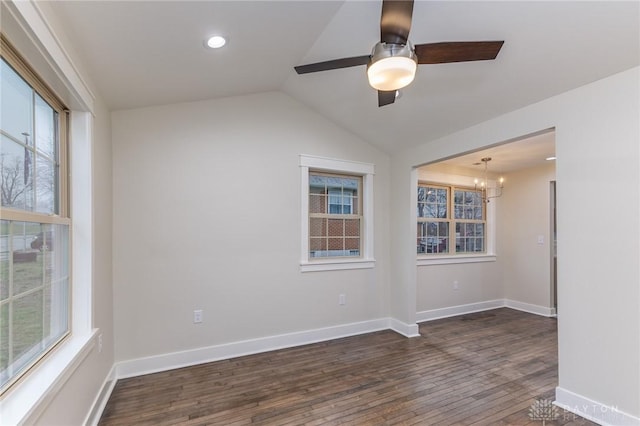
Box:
left=0, top=329, right=98, bottom=425
left=301, top=258, right=375, bottom=272
left=417, top=254, right=496, bottom=266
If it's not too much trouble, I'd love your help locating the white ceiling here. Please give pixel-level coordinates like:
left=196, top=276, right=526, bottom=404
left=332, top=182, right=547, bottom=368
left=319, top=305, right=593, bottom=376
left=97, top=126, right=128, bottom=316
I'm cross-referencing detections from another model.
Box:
left=423, top=130, right=556, bottom=175
left=50, top=1, right=639, bottom=162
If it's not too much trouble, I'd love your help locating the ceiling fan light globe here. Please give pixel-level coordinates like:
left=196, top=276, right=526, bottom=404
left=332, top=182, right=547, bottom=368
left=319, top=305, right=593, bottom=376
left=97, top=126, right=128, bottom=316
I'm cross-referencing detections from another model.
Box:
left=367, top=56, right=417, bottom=91
left=367, top=42, right=417, bottom=91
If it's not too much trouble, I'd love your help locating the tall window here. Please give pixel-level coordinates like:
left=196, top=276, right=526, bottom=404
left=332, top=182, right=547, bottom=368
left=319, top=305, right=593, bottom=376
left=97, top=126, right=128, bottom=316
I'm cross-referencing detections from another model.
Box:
left=0, top=37, right=70, bottom=393
left=309, top=173, right=362, bottom=258
left=417, top=183, right=485, bottom=255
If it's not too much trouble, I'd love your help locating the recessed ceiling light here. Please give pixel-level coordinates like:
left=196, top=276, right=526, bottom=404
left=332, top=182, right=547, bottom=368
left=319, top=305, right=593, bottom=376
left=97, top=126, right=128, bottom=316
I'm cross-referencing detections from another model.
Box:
left=205, top=35, right=226, bottom=49
left=546, top=156, right=557, bottom=161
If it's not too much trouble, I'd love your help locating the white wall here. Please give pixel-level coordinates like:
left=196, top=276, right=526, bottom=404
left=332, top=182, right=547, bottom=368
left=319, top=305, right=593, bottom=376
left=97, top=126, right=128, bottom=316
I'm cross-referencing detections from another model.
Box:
left=554, top=69, right=639, bottom=422
left=390, top=67, right=640, bottom=421
left=500, top=161, right=556, bottom=310
left=111, top=92, right=391, bottom=363
left=417, top=262, right=502, bottom=311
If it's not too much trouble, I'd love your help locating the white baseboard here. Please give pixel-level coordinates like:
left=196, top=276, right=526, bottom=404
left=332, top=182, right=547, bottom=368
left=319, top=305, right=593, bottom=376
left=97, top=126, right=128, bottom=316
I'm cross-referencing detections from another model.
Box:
left=115, top=318, right=390, bottom=379
left=388, top=318, right=420, bottom=337
left=84, top=364, right=116, bottom=426
left=555, top=387, right=640, bottom=426
left=416, top=299, right=504, bottom=322
left=505, top=299, right=556, bottom=317
left=416, top=299, right=556, bottom=323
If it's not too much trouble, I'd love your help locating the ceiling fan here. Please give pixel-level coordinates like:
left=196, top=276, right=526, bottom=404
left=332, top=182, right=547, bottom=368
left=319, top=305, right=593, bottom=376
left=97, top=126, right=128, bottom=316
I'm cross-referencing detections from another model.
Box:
left=294, top=0, right=504, bottom=107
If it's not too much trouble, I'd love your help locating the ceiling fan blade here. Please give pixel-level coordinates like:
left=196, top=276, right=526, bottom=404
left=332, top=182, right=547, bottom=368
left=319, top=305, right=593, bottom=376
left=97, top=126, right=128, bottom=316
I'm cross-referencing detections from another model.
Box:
left=294, top=55, right=371, bottom=74
left=414, top=41, right=504, bottom=64
left=378, top=90, right=396, bottom=107
left=380, top=0, right=414, bottom=45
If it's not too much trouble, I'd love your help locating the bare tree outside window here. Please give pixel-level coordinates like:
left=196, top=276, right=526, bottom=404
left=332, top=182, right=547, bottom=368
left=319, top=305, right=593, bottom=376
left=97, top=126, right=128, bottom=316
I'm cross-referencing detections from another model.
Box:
left=1, top=153, right=31, bottom=208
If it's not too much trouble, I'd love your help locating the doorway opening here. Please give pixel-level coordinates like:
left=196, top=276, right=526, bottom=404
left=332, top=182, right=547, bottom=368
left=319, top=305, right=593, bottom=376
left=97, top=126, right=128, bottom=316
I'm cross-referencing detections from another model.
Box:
left=415, top=129, right=557, bottom=317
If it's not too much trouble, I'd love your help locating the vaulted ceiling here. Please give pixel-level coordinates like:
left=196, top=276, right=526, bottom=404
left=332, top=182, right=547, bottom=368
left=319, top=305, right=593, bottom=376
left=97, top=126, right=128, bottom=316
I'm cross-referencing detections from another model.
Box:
left=49, top=1, right=639, bottom=156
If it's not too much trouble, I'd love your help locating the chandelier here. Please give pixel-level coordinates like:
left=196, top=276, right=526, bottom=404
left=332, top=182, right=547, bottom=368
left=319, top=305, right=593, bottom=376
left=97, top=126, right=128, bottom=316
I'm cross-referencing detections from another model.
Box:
left=474, top=157, right=504, bottom=203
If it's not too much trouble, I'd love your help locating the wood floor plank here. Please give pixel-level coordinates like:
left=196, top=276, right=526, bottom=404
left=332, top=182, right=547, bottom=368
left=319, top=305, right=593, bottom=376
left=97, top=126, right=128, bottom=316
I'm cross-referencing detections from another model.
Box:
left=99, top=308, right=596, bottom=425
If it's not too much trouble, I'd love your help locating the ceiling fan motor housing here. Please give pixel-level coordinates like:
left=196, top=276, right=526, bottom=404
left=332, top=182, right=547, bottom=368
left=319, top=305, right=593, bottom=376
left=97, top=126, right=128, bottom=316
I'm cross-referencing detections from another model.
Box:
left=367, top=41, right=418, bottom=91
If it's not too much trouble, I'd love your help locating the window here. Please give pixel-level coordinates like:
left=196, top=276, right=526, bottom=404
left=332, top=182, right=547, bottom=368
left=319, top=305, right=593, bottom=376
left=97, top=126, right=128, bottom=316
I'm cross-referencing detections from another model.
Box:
left=417, top=183, right=485, bottom=255
left=0, top=37, right=70, bottom=393
left=328, top=187, right=354, bottom=215
left=300, top=155, right=374, bottom=272
left=309, top=173, right=362, bottom=258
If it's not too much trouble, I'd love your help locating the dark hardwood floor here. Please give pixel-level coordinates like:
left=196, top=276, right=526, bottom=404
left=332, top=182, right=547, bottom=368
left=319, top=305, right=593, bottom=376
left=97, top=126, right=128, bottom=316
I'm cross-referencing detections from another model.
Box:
left=99, top=308, right=595, bottom=425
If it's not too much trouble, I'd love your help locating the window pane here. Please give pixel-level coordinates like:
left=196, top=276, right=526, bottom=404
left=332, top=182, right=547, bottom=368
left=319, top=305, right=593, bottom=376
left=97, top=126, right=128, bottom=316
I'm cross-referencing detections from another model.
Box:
left=328, top=189, right=342, bottom=214
left=328, top=188, right=355, bottom=215
left=417, top=186, right=447, bottom=218
left=0, top=221, right=69, bottom=389
left=345, top=237, right=359, bottom=252
left=0, top=303, right=7, bottom=374
left=1, top=137, right=34, bottom=210
left=417, top=220, right=449, bottom=253
left=309, top=217, right=325, bottom=238
left=454, top=189, right=483, bottom=221
left=1, top=61, right=60, bottom=217
left=309, top=188, right=325, bottom=214
left=328, top=218, right=343, bottom=236
left=350, top=195, right=358, bottom=215
left=328, top=237, right=343, bottom=251
left=12, top=227, right=44, bottom=296
left=310, top=175, right=358, bottom=193
left=35, top=155, right=56, bottom=214
left=12, top=290, right=44, bottom=363
left=417, top=189, right=426, bottom=216
left=34, top=95, right=56, bottom=159
left=454, top=191, right=463, bottom=204
left=0, top=269, right=6, bottom=302
left=344, top=219, right=359, bottom=238
left=0, top=59, right=33, bottom=142
left=455, top=222, right=485, bottom=253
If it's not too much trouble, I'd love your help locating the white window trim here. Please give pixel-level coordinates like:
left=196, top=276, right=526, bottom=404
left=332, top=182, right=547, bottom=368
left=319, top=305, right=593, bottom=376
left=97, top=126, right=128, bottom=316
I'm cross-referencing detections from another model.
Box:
left=417, top=254, right=497, bottom=266
left=300, top=155, right=375, bottom=272
left=416, top=171, right=497, bottom=266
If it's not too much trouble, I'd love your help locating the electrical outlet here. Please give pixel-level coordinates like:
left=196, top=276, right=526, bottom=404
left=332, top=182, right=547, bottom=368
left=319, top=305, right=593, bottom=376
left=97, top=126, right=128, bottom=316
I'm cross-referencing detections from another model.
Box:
left=193, top=309, right=203, bottom=323
left=453, top=281, right=459, bottom=291
left=339, top=294, right=346, bottom=305
left=98, top=334, right=103, bottom=353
